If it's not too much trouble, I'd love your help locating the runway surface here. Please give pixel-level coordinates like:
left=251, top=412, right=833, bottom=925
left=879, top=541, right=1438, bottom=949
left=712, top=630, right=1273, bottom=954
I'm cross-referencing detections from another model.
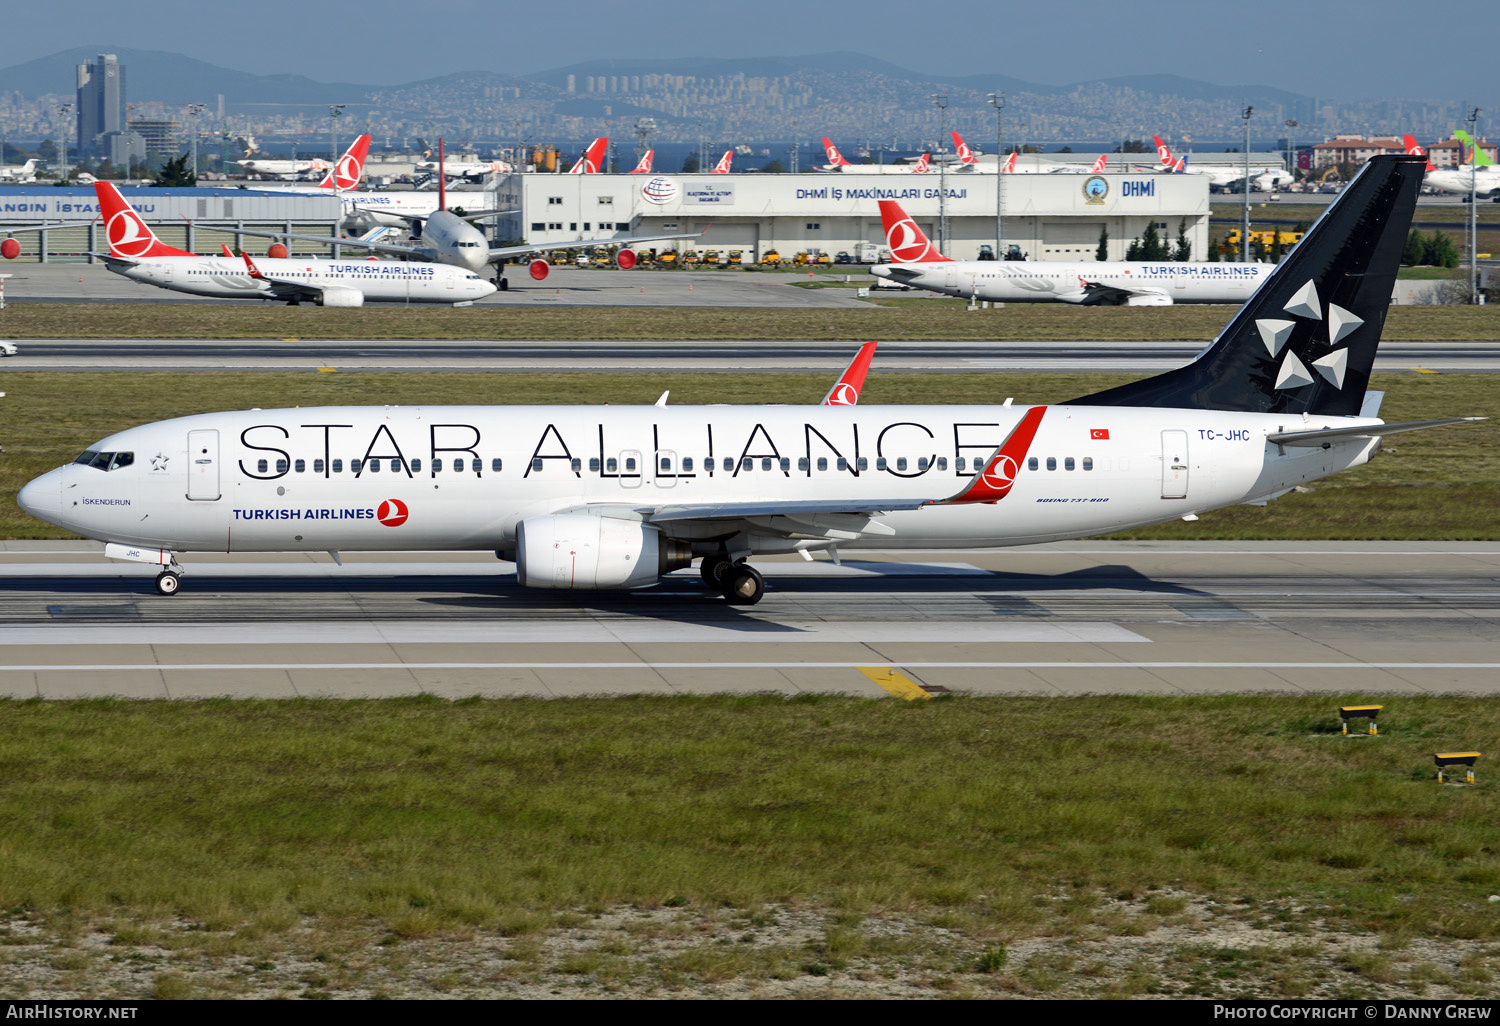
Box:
left=9, top=337, right=1499, bottom=373
left=2, top=541, right=1497, bottom=699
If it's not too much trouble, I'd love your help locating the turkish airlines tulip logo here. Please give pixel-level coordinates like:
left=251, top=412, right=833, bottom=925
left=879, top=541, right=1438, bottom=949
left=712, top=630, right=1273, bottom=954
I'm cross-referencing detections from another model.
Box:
left=956, top=140, right=974, bottom=163
left=827, top=382, right=859, bottom=406
left=106, top=208, right=156, bottom=257
left=886, top=216, right=935, bottom=263
left=334, top=153, right=362, bottom=190
left=376, top=499, right=409, bottom=527
left=980, top=455, right=1019, bottom=493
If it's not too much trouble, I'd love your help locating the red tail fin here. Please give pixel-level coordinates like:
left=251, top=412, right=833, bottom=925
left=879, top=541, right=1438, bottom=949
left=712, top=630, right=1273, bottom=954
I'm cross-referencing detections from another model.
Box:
left=1001, top=152, right=1016, bottom=174
left=710, top=150, right=732, bottom=174
left=822, top=342, right=878, bottom=406
left=951, top=131, right=977, bottom=165
left=911, top=153, right=930, bottom=173
left=94, top=181, right=194, bottom=258
left=319, top=134, right=371, bottom=191
left=1090, top=154, right=1107, bottom=173
left=629, top=149, right=654, bottom=174
left=569, top=137, right=608, bottom=173
left=1154, top=135, right=1173, bottom=166
left=822, top=137, right=852, bottom=166
left=877, top=200, right=950, bottom=264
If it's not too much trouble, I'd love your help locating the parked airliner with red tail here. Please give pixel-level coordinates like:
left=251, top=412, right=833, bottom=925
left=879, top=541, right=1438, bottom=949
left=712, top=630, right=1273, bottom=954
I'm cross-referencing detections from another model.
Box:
left=18, top=157, right=1478, bottom=605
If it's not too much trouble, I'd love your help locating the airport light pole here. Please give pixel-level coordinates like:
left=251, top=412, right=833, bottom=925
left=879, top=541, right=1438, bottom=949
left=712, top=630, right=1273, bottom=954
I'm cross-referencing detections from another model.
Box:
left=1241, top=106, right=1254, bottom=262
left=1467, top=107, right=1482, bottom=304
left=187, top=103, right=205, bottom=180
left=987, top=92, right=1005, bottom=258
left=1285, top=119, right=1298, bottom=185
left=932, top=93, right=948, bottom=252
left=55, top=103, right=72, bottom=183
left=328, top=104, right=345, bottom=173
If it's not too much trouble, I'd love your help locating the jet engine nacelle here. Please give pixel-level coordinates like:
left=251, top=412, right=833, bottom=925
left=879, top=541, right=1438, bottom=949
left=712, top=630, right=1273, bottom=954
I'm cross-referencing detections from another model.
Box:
left=1, top=238, right=19, bottom=260
left=515, top=514, right=692, bottom=590
left=529, top=258, right=550, bottom=281
left=267, top=242, right=289, bottom=260
left=616, top=248, right=637, bottom=270
left=1124, top=291, right=1173, bottom=307
left=316, top=288, right=365, bottom=308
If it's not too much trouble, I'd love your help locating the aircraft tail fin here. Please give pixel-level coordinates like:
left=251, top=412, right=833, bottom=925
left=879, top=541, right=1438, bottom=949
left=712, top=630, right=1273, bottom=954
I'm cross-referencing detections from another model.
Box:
left=1455, top=129, right=1495, bottom=167
left=821, top=342, right=878, bottom=406
left=877, top=199, right=952, bottom=264
left=911, top=152, right=930, bottom=173
left=1174, top=155, right=1187, bottom=173
left=1068, top=154, right=1426, bottom=416
left=1090, top=154, right=1107, bottom=173
left=951, top=131, right=977, bottom=165
left=93, top=181, right=195, bottom=258
left=629, top=149, right=653, bottom=174
left=569, top=137, right=608, bottom=174
left=821, top=137, right=853, bottom=167
left=1001, top=152, right=1016, bottom=173
left=1154, top=135, right=1174, bottom=166
left=711, top=149, right=732, bottom=174
left=318, top=134, right=372, bottom=191
left=1403, top=134, right=1436, bottom=171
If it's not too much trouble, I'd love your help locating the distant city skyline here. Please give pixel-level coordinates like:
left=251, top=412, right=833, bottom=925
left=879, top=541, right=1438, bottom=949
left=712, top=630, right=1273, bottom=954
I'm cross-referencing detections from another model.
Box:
left=0, top=0, right=1496, bottom=105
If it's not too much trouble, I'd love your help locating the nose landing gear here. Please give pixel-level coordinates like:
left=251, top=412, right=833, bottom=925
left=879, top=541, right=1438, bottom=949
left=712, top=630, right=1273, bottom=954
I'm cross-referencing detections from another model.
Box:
left=154, top=568, right=182, bottom=596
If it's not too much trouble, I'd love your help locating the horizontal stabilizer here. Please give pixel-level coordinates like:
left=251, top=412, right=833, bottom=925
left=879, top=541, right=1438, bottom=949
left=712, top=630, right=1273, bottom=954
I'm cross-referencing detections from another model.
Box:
left=1266, top=417, right=1484, bottom=447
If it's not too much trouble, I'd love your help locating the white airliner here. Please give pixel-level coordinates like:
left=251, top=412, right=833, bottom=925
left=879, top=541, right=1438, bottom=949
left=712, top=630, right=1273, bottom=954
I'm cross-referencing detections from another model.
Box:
left=818, top=137, right=932, bottom=174
left=947, top=132, right=1082, bottom=174
left=0, top=157, right=42, bottom=182
left=89, top=180, right=495, bottom=306
left=869, top=200, right=1271, bottom=305
left=220, top=139, right=701, bottom=289
left=17, top=156, right=1478, bottom=606
left=415, top=154, right=514, bottom=181
left=1153, top=136, right=1284, bottom=191
left=1412, top=132, right=1500, bottom=199
left=235, top=148, right=330, bottom=179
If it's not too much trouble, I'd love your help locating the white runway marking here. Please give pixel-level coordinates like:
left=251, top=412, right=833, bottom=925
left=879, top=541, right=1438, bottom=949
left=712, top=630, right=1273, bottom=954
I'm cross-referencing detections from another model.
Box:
left=6, top=662, right=1500, bottom=671
left=0, top=621, right=1148, bottom=645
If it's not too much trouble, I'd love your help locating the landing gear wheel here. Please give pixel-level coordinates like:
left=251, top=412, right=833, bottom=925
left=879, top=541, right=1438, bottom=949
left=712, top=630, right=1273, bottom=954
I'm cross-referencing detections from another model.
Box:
left=155, top=570, right=181, bottom=596
left=720, top=564, right=765, bottom=605
left=700, top=554, right=733, bottom=588
left=498, top=277, right=509, bottom=291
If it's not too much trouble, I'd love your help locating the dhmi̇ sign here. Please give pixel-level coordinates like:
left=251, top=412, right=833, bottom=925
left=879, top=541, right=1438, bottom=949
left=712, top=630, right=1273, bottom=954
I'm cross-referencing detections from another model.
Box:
left=684, top=183, right=734, bottom=206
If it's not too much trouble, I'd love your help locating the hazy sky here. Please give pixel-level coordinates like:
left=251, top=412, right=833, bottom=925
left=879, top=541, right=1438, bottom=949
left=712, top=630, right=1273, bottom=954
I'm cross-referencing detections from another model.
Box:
left=2, top=0, right=1495, bottom=103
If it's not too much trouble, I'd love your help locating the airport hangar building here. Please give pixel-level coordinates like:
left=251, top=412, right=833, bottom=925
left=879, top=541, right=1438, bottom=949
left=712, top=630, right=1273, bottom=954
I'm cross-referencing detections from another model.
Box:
left=0, top=187, right=344, bottom=263
left=490, top=169, right=1212, bottom=263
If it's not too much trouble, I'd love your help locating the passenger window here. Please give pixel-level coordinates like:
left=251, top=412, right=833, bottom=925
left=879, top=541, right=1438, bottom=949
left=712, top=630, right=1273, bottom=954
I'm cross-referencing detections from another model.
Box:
left=660, top=457, right=670, bottom=471
left=257, top=459, right=269, bottom=473
left=493, top=458, right=503, bottom=472
left=762, top=458, right=773, bottom=472
left=957, top=457, right=967, bottom=472
left=1046, top=457, right=1057, bottom=471
left=836, top=457, right=847, bottom=471
left=857, top=457, right=868, bottom=471
left=1065, top=457, right=1075, bottom=471
left=332, top=459, right=343, bottom=473
left=877, top=458, right=888, bottom=471
left=682, top=457, right=694, bottom=472
left=1083, top=457, right=1094, bottom=471
left=314, top=459, right=325, bottom=473
left=411, top=459, right=421, bottom=472
left=472, top=459, right=482, bottom=473
left=779, top=458, right=790, bottom=472
left=589, top=458, right=601, bottom=472
left=625, top=457, right=637, bottom=471
left=817, top=457, right=828, bottom=472
left=533, top=458, right=544, bottom=472
left=606, top=458, right=617, bottom=472
left=571, top=459, right=581, bottom=473
left=741, top=458, right=753, bottom=472
left=897, top=457, right=908, bottom=471
left=294, top=459, right=305, bottom=473
left=798, top=457, right=810, bottom=472
left=453, top=458, right=463, bottom=472
left=937, top=457, right=947, bottom=471
left=1028, top=457, right=1038, bottom=471
left=369, top=459, right=380, bottom=473
left=350, top=459, right=362, bottom=473
left=723, top=457, right=734, bottom=472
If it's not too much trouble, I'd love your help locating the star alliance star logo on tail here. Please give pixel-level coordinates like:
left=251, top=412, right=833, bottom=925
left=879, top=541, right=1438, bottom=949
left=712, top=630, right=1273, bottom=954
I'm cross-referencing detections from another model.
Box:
left=1255, top=279, right=1363, bottom=392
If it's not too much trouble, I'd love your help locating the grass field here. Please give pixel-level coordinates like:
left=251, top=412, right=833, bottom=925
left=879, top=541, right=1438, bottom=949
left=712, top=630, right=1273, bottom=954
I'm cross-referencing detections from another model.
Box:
left=1, top=301, right=1498, bottom=341
left=3, top=694, right=1500, bottom=999
left=1, top=370, right=1495, bottom=541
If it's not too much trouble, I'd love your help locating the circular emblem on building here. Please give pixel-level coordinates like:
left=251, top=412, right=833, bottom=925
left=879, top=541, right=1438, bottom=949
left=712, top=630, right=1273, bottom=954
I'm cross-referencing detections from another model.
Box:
left=641, top=176, right=678, bottom=205
left=1082, top=175, right=1110, bottom=205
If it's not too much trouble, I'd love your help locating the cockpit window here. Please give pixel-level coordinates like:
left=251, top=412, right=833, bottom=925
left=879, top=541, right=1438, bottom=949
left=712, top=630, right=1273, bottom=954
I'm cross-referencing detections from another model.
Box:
left=75, top=451, right=134, bottom=471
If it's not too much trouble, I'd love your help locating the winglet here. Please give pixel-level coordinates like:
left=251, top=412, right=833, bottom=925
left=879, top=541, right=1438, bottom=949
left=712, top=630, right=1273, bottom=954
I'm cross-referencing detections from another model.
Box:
left=931, top=407, right=1047, bottom=505
left=220, top=243, right=234, bottom=257
left=821, top=342, right=878, bottom=406
left=241, top=250, right=265, bottom=280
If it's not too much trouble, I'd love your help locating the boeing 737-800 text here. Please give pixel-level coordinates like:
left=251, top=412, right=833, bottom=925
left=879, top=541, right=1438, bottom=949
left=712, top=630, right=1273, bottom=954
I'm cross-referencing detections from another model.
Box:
left=19, top=157, right=1477, bottom=605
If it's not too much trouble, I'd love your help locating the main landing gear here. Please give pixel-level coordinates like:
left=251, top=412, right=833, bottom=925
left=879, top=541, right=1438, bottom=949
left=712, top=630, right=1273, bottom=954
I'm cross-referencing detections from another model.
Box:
left=496, top=275, right=509, bottom=291
left=699, top=554, right=765, bottom=606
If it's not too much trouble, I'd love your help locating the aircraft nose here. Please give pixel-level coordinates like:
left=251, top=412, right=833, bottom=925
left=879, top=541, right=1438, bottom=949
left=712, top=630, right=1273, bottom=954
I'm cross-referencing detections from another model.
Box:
left=16, top=468, right=62, bottom=520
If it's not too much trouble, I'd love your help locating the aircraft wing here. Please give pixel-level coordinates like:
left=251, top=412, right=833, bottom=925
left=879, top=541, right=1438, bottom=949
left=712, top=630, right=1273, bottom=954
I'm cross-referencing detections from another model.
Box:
left=1065, top=280, right=1173, bottom=306
left=486, top=227, right=705, bottom=262
left=1266, top=418, right=1485, bottom=447
left=203, top=224, right=433, bottom=261
left=2, top=222, right=69, bottom=235
left=349, top=205, right=513, bottom=226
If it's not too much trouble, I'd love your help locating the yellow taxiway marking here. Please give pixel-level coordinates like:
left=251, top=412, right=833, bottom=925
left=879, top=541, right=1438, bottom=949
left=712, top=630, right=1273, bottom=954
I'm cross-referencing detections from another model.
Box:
left=1414, top=367, right=1439, bottom=374
left=281, top=337, right=300, bottom=341
left=317, top=367, right=338, bottom=373
left=858, top=666, right=932, bottom=701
